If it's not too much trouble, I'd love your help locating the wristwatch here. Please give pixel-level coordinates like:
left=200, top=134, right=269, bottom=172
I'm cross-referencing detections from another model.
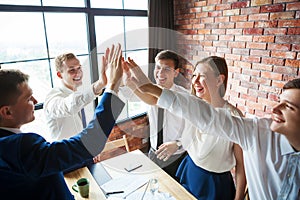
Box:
left=176, top=140, right=182, bottom=150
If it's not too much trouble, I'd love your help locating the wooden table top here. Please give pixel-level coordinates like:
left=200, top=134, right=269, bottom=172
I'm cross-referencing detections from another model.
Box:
left=64, top=150, right=196, bottom=200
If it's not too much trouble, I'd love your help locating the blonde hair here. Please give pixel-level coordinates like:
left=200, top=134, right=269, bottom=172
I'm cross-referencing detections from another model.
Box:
left=55, top=53, right=77, bottom=72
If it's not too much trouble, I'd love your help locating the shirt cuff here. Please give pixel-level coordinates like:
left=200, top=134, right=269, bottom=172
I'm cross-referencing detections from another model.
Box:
left=104, top=88, right=118, bottom=96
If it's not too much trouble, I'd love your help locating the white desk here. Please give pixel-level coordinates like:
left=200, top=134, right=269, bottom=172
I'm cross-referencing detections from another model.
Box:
left=65, top=150, right=196, bottom=200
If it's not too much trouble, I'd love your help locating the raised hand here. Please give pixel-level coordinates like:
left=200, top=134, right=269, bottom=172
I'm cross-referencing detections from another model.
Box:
left=122, top=57, right=152, bottom=93
left=106, top=43, right=123, bottom=92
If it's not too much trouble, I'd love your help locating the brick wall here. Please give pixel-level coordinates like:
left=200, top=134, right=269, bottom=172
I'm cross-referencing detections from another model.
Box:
left=174, top=0, right=300, bottom=117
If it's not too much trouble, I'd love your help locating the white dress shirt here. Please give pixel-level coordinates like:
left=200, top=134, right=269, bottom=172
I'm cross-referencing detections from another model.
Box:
left=181, top=101, right=242, bottom=173
left=44, top=82, right=96, bottom=141
left=158, top=89, right=300, bottom=200
left=148, top=84, right=188, bottom=155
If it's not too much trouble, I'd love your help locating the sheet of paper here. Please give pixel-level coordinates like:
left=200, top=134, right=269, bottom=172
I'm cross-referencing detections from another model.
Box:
left=101, top=175, right=148, bottom=198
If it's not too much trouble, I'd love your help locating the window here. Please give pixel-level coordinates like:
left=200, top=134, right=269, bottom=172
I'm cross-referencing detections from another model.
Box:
left=0, top=1, right=148, bottom=135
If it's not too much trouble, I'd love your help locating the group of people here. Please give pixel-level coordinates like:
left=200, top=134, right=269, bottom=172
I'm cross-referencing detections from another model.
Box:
left=0, top=43, right=299, bottom=200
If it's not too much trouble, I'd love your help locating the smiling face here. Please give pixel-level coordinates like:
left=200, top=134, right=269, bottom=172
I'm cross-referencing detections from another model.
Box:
left=154, top=59, right=178, bottom=89
left=191, top=63, right=220, bottom=102
left=57, top=57, right=83, bottom=91
left=270, top=88, right=300, bottom=137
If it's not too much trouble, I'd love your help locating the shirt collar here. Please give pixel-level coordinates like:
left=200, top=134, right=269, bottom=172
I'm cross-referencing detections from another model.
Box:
left=0, top=127, right=22, bottom=134
left=280, top=135, right=296, bottom=155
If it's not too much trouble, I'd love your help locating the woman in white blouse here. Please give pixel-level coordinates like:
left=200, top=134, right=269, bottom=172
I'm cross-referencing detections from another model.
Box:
left=176, top=56, right=247, bottom=200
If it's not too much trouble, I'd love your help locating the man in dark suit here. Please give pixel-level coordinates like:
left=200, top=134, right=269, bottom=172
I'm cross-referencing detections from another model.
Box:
left=0, top=44, right=124, bottom=199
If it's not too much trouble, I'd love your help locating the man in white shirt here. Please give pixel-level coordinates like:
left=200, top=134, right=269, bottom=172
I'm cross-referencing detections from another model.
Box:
left=44, top=52, right=106, bottom=141
left=123, top=62, right=300, bottom=200
left=124, top=50, right=188, bottom=179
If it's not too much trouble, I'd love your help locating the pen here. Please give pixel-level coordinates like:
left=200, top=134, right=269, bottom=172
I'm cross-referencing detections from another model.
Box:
left=106, top=191, right=124, bottom=195
left=125, top=164, right=143, bottom=172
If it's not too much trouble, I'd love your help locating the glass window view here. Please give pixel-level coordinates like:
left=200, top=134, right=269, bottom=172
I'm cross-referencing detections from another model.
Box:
left=0, top=1, right=148, bottom=135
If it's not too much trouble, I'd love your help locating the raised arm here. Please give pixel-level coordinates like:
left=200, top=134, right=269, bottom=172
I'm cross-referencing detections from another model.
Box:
left=122, top=57, right=162, bottom=104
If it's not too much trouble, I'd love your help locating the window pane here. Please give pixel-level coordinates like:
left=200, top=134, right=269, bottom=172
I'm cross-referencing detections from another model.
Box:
left=0, top=0, right=40, bottom=6
left=91, top=0, right=122, bottom=9
left=44, top=13, right=89, bottom=57
left=42, top=0, right=85, bottom=7
left=124, top=17, right=148, bottom=52
left=0, top=12, right=48, bottom=63
left=95, top=16, right=125, bottom=53
left=124, top=0, right=148, bottom=10
left=1, top=60, right=52, bottom=103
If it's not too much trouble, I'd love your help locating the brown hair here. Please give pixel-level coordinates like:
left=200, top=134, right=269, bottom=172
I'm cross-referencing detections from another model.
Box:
left=283, top=78, right=300, bottom=90
left=55, top=53, right=77, bottom=72
left=155, top=50, right=180, bottom=70
left=0, top=69, right=29, bottom=107
left=192, top=56, right=228, bottom=97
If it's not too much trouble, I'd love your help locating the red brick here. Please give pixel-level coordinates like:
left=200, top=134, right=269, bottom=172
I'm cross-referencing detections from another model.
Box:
left=268, top=43, right=291, bottom=51
left=261, top=71, right=283, bottom=81
left=215, top=16, right=230, bottom=23
left=204, top=46, right=217, bottom=52
left=216, top=4, right=231, bottom=11
left=264, top=28, right=287, bottom=35
left=262, top=57, right=285, bottom=66
left=250, top=49, right=270, bottom=57
left=235, top=35, right=253, bottom=41
left=241, top=80, right=259, bottom=89
left=233, top=72, right=251, bottom=81
left=193, top=23, right=205, bottom=29
left=223, top=9, right=240, bottom=16
left=233, top=48, right=250, bottom=55
left=236, top=21, right=254, bottom=28
left=226, top=28, right=243, bottom=35
left=233, top=85, right=248, bottom=94
left=213, top=40, right=227, bottom=47
left=251, top=0, right=272, bottom=6
left=246, top=100, right=264, bottom=111
left=232, top=1, right=249, bottom=9
left=196, top=12, right=209, bottom=18
left=234, top=61, right=251, bottom=69
left=250, top=77, right=272, bottom=86
left=271, top=80, right=285, bottom=89
left=201, top=17, right=214, bottom=23
left=202, top=5, right=215, bottom=12
left=206, top=23, right=219, bottom=29
left=195, top=1, right=207, bottom=7
left=271, top=50, right=296, bottom=59
left=278, top=19, right=300, bottom=27
left=190, top=7, right=202, bottom=13
left=243, top=68, right=261, bottom=76
left=207, top=0, right=222, bottom=5
left=217, top=47, right=232, bottom=53
left=260, top=84, right=281, bottom=93
left=229, top=41, right=246, bottom=48
left=241, top=7, right=260, bottom=15
left=246, top=42, right=267, bottom=49
left=200, top=40, right=213, bottom=46
left=220, top=34, right=234, bottom=41
left=274, top=0, right=297, bottom=3
left=230, top=15, right=248, bottom=22
left=197, top=29, right=211, bottom=34
left=252, top=63, right=272, bottom=71
left=176, top=19, right=190, bottom=25
left=255, top=20, right=278, bottom=28
left=193, top=35, right=205, bottom=40
left=219, top=22, right=235, bottom=29
left=225, top=54, right=241, bottom=61
left=261, top=4, right=284, bottom=13
left=253, top=35, right=275, bottom=43
left=270, top=11, right=295, bottom=20
left=243, top=28, right=263, bottom=35
left=288, top=28, right=300, bottom=35
left=248, top=88, right=268, bottom=98
left=285, top=60, right=300, bottom=68
left=242, top=55, right=261, bottom=63
left=286, top=2, right=300, bottom=11
left=211, top=28, right=225, bottom=35
left=248, top=13, right=269, bottom=21
left=208, top=10, right=222, bottom=17
left=292, top=44, right=300, bottom=51
left=258, top=97, right=277, bottom=108
left=274, top=65, right=298, bottom=75
left=205, top=35, right=219, bottom=40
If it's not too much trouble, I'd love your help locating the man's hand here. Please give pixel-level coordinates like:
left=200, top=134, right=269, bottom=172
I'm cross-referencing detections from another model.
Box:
left=156, top=141, right=179, bottom=161
left=122, top=57, right=152, bottom=93
left=106, top=43, right=123, bottom=93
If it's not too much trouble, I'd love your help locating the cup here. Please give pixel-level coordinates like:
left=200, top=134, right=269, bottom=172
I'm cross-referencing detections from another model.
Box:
left=72, top=178, right=89, bottom=198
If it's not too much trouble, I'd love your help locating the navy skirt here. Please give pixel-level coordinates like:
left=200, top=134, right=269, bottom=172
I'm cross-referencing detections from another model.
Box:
left=176, top=155, right=235, bottom=200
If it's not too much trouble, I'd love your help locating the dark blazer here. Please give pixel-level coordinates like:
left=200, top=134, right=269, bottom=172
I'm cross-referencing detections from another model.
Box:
left=0, top=92, right=124, bottom=200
